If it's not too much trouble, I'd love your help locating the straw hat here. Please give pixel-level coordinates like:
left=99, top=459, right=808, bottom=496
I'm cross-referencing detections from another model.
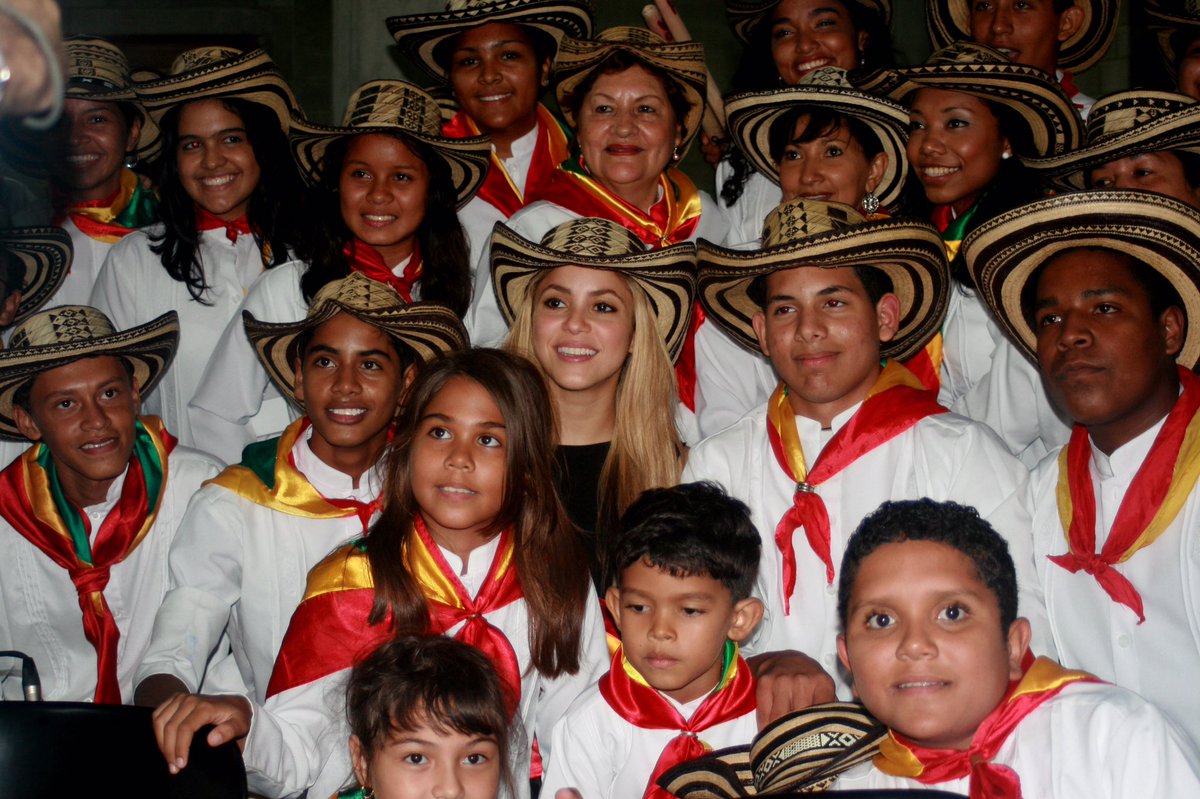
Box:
left=0, top=227, right=72, bottom=325
left=961, top=190, right=1200, bottom=368
left=657, top=702, right=887, bottom=798
left=243, top=272, right=468, bottom=410
left=855, top=42, right=1083, bottom=158
left=926, top=0, right=1120, bottom=73
left=134, top=47, right=300, bottom=133
left=725, top=67, right=909, bottom=210
left=1025, top=90, right=1200, bottom=191
left=386, top=0, right=594, bottom=80
left=696, top=199, right=950, bottom=361
left=725, top=0, right=891, bottom=45
left=489, top=217, right=697, bottom=361
left=0, top=307, right=179, bottom=439
left=1147, top=0, right=1200, bottom=80
left=288, top=80, right=491, bottom=207
left=555, top=26, right=707, bottom=151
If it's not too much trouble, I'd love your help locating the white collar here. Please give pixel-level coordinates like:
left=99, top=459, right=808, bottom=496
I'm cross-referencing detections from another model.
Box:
left=290, top=424, right=383, bottom=501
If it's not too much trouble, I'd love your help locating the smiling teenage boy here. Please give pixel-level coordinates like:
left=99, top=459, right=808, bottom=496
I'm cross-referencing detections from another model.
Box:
left=962, top=190, right=1200, bottom=751
left=833, top=498, right=1200, bottom=795
left=541, top=481, right=763, bottom=799
left=684, top=199, right=1047, bottom=718
left=134, top=273, right=466, bottom=711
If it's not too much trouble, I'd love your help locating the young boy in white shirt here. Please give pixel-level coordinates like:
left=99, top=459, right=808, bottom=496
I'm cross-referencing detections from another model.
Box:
left=542, top=481, right=764, bottom=799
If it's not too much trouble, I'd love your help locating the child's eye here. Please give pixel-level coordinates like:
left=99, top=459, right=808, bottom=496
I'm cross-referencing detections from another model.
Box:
left=223, top=134, right=244, bottom=144
left=937, top=604, right=968, bottom=622
left=771, top=26, right=794, bottom=41
left=463, top=752, right=490, bottom=765
left=625, top=602, right=649, bottom=614
left=180, top=140, right=199, bottom=152
left=1036, top=312, right=1061, bottom=328
left=428, top=426, right=451, bottom=440
left=393, top=172, right=412, bottom=182
left=56, top=399, right=75, bottom=410
left=866, top=612, right=893, bottom=630
left=403, top=753, right=429, bottom=766
left=681, top=607, right=705, bottom=617
left=477, top=434, right=502, bottom=448
left=455, top=56, right=478, bottom=68
left=360, top=359, right=381, bottom=371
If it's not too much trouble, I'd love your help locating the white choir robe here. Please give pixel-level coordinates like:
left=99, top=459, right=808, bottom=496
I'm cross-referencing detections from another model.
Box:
left=241, top=534, right=611, bottom=799
left=682, top=401, right=1051, bottom=697
left=137, top=427, right=382, bottom=704
left=833, top=681, right=1200, bottom=795
left=1031, top=414, right=1200, bottom=750
left=541, top=682, right=757, bottom=799
left=0, top=444, right=221, bottom=701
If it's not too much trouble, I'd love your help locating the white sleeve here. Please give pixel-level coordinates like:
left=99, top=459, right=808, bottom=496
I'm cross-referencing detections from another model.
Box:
left=541, top=693, right=623, bottom=799
left=532, top=594, right=610, bottom=764
left=693, top=320, right=774, bottom=439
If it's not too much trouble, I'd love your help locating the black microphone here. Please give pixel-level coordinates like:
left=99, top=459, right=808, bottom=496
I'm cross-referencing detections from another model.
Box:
left=0, top=651, right=42, bottom=701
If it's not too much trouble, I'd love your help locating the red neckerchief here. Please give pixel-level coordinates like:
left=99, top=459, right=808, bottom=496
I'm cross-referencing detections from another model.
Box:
left=599, top=642, right=755, bottom=799
left=441, top=103, right=571, bottom=216
left=875, top=657, right=1097, bottom=798
left=195, top=206, right=252, bottom=244
left=1049, top=366, right=1200, bottom=623
left=0, top=418, right=176, bottom=703
left=1058, top=70, right=1086, bottom=110
left=767, top=363, right=946, bottom=610
left=344, top=239, right=423, bottom=302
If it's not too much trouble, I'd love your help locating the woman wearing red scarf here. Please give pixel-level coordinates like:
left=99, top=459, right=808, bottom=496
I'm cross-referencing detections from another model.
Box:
left=186, top=80, right=490, bottom=464
left=89, top=47, right=308, bottom=450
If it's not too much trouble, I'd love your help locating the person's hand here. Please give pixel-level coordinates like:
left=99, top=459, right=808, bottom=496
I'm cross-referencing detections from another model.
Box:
left=555, top=790, right=584, bottom=799
left=698, top=132, right=728, bottom=168
left=134, top=673, right=189, bottom=708
left=0, top=0, right=63, bottom=119
left=747, top=649, right=837, bottom=728
left=151, top=693, right=252, bottom=774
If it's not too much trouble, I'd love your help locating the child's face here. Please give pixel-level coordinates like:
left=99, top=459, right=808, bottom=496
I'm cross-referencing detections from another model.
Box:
left=294, top=312, right=413, bottom=473
left=605, top=558, right=763, bottom=704
left=339, top=133, right=429, bottom=267
left=410, top=376, right=507, bottom=550
left=837, top=539, right=1029, bottom=750
left=350, top=720, right=502, bottom=799
left=175, top=98, right=261, bottom=221
left=968, top=0, right=1082, bottom=76
left=751, top=266, right=899, bottom=426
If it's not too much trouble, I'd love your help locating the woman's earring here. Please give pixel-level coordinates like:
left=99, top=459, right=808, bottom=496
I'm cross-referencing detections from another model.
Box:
left=671, top=146, right=681, bottom=163
left=124, top=151, right=138, bottom=169
left=1001, top=150, right=1012, bottom=160
left=860, top=191, right=880, bottom=215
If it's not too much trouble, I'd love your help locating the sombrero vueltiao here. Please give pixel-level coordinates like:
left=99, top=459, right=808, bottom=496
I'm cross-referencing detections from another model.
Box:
left=961, top=190, right=1200, bottom=368
left=386, top=0, right=594, bottom=81
left=243, top=272, right=468, bottom=410
left=1025, top=89, right=1200, bottom=191
left=926, top=0, right=1120, bottom=73
left=0, top=227, right=73, bottom=325
left=555, top=26, right=707, bottom=152
left=0, top=306, right=179, bottom=439
left=725, top=0, right=892, bottom=45
left=289, top=80, right=491, bottom=208
left=725, top=67, right=910, bottom=210
left=855, top=41, right=1083, bottom=158
left=696, top=198, right=950, bottom=361
left=657, top=702, right=887, bottom=798
left=134, top=46, right=300, bottom=133
left=1147, top=0, right=1200, bottom=81
left=489, top=217, right=697, bottom=361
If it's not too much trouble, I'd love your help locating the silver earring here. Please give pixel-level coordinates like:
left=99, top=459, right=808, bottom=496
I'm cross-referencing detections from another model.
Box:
left=860, top=191, right=880, bottom=215
left=124, top=152, right=138, bottom=169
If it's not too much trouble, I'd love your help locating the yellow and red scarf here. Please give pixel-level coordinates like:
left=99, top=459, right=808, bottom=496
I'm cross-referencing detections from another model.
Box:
left=442, top=104, right=572, bottom=217
left=768, top=362, right=946, bottom=610
left=266, top=517, right=523, bottom=717
left=875, top=657, right=1097, bottom=798
left=342, top=238, right=423, bottom=302
left=54, top=168, right=158, bottom=244
left=1050, top=366, right=1200, bottom=623
left=600, top=641, right=755, bottom=799
left=0, top=417, right=175, bottom=703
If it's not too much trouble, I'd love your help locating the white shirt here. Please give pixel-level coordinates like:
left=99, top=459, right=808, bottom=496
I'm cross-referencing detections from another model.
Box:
left=0, top=443, right=221, bottom=701
left=683, top=402, right=1049, bottom=696
left=834, top=681, right=1200, bottom=795
left=137, top=425, right=383, bottom=704
left=52, top=217, right=117, bottom=307
left=713, top=162, right=780, bottom=251
left=1031, top=416, right=1200, bottom=749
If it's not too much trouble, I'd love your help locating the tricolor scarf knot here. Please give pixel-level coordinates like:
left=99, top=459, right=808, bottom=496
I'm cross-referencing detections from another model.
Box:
left=931, top=197, right=983, bottom=264
left=55, top=168, right=158, bottom=243
left=599, top=641, right=755, bottom=799
left=874, top=657, right=1097, bottom=798
left=344, top=238, right=422, bottom=302
left=1050, top=366, right=1200, bottom=623
left=0, top=417, right=175, bottom=703
left=767, top=361, right=946, bottom=611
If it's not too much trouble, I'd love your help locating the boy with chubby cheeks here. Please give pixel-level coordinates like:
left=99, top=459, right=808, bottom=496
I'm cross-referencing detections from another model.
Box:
left=962, top=190, right=1200, bottom=751
left=833, top=498, right=1200, bottom=795
left=542, top=481, right=764, bottom=799
left=135, top=273, right=466, bottom=714
left=684, top=199, right=1047, bottom=722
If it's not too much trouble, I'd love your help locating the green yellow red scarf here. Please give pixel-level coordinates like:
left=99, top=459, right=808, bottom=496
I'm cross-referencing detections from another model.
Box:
left=55, top=168, right=157, bottom=243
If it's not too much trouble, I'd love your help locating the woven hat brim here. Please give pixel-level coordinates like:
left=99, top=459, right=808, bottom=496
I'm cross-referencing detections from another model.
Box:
left=244, top=302, right=469, bottom=410
left=386, top=0, right=593, bottom=81
left=696, top=219, right=950, bottom=362
left=489, top=221, right=697, bottom=361
left=725, top=86, right=909, bottom=209
left=554, top=36, right=707, bottom=151
left=289, top=119, right=492, bottom=208
left=2, top=227, right=72, bottom=325
left=134, top=49, right=299, bottom=133
left=856, top=62, right=1083, bottom=157
left=0, top=310, right=179, bottom=439
left=1024, top=104, right=1200, bottom=191
left=1147, top=2, right=1200, bottom=79
left=925, top=0, right=1121, bottom=73
left=961, top=190, right=1200, bottom=368
left=726, top=0, right=892, bottom=45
